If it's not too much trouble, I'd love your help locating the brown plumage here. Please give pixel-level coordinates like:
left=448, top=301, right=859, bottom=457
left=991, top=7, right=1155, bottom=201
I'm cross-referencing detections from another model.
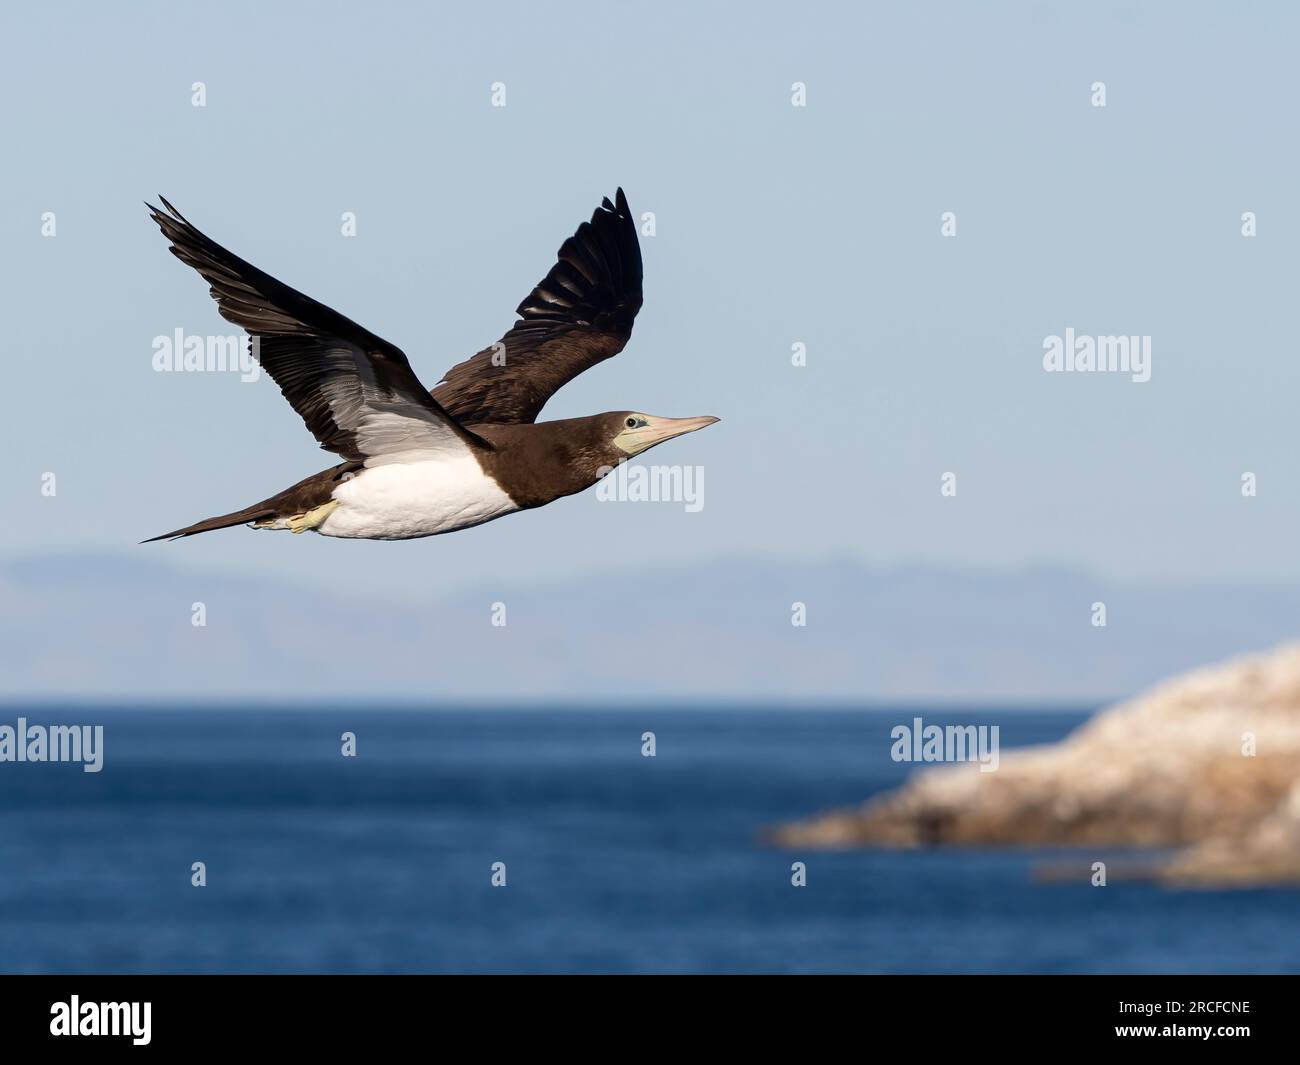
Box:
left=433, top=188, right=643, bottom=425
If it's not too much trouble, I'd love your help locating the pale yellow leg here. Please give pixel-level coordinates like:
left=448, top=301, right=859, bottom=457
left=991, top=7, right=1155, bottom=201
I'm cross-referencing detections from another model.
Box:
left=285, top=499, right=341, bottom=534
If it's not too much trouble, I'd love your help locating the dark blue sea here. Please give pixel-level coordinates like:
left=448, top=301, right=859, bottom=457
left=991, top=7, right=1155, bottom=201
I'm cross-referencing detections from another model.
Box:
left=0, top=707, right=1294, bottom=974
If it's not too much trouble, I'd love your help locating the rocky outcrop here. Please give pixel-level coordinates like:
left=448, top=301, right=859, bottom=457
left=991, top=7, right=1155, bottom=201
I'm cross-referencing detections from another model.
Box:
left=768, top=644, right=1300, bottom=882
left=1159, top=780, right=1300, bottom=886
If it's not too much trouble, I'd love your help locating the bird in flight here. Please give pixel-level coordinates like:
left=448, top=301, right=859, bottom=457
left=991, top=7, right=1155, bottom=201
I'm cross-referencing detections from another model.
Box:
left=144, top=189, right=717, bottom=542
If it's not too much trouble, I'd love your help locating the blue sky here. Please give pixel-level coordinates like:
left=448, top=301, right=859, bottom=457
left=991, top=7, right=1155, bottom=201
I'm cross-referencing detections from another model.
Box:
left=3, top=1, right=1298, bottom=601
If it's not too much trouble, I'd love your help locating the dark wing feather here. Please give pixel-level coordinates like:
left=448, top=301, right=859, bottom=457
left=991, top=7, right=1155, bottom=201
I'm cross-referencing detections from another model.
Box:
left=432, top=188, right=644, bottom=424
left=148, top=198, right=487, bottom=462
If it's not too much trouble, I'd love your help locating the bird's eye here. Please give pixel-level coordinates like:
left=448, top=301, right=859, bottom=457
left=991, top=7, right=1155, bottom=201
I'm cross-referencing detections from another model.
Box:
left=625, top=417, right=638, bottom=428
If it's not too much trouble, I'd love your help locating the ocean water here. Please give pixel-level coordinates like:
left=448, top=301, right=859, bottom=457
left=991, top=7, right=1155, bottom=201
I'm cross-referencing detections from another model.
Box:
left=0, top=707, right=1294, bottom=974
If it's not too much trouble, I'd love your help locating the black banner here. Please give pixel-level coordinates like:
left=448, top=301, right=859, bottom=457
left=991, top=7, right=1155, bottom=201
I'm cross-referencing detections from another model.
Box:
left=0, top=975, right=1286, bottom=1052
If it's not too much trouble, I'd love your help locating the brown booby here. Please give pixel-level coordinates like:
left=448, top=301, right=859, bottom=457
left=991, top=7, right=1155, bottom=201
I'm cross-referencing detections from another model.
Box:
left=144, top=189, right=717, bottom=542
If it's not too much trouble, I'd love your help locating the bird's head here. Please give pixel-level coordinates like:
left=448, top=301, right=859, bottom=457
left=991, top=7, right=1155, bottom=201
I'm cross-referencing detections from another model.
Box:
left=604, top=411, right=720, bottom=459
left=505, top=412, right=721, bottom=506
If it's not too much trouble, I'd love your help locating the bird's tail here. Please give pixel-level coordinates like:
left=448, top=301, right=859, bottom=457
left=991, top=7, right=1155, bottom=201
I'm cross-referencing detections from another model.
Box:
left=142, top=503, right=276, bottom=543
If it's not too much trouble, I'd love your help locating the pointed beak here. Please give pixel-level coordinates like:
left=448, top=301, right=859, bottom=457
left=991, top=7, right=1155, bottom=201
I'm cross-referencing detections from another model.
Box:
left=615, top=415, right=720, bottom=456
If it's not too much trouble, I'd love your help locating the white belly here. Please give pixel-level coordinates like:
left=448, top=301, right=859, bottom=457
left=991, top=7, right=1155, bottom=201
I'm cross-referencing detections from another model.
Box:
left=317, top=456, right=519, bottom=540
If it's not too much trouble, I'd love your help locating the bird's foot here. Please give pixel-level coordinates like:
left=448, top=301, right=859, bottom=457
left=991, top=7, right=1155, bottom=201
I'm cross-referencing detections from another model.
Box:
left=286, top=500, right=340, bottom=534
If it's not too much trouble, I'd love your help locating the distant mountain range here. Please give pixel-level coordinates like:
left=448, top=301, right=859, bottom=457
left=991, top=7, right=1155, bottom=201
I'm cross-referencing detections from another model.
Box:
left=2, top=553, right=1298, bottom=703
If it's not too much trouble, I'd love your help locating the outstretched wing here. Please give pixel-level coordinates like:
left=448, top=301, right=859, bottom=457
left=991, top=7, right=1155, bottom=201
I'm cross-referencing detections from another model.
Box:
left=148, top=198, right=488, bottom=464
left=432, top=188, right=644, bottom=425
